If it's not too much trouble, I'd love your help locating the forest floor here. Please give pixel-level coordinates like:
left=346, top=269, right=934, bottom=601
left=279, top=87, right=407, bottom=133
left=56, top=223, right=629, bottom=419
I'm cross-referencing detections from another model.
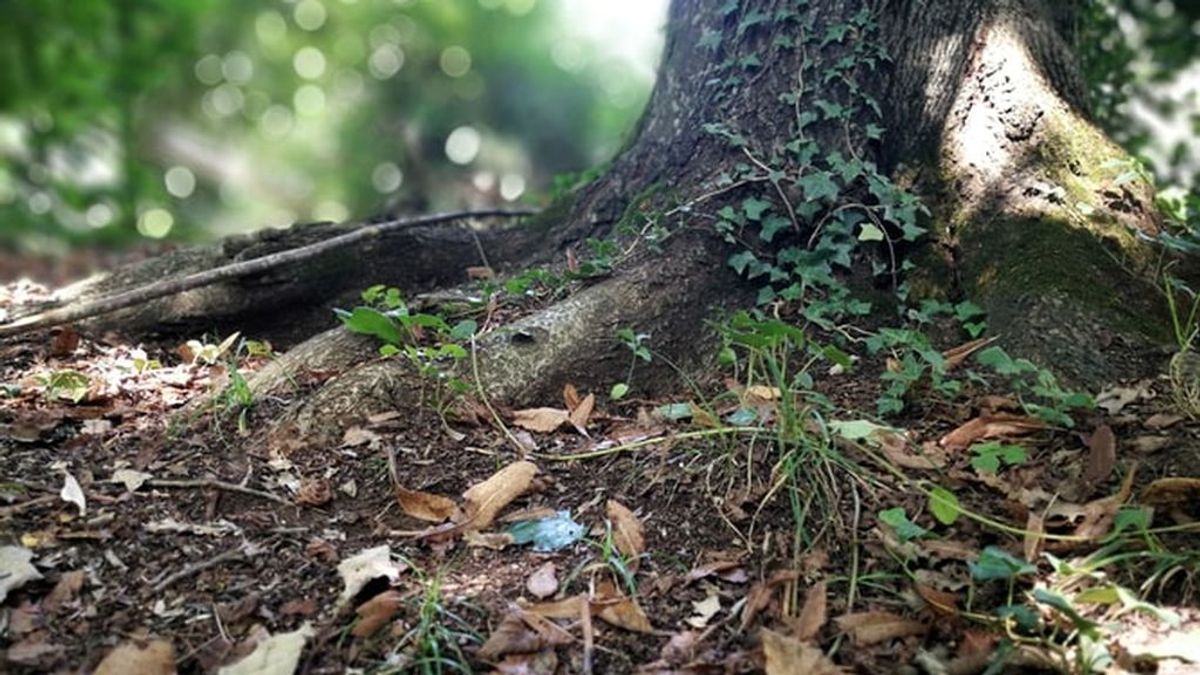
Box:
left=2, top=257, right=1200, bottom=675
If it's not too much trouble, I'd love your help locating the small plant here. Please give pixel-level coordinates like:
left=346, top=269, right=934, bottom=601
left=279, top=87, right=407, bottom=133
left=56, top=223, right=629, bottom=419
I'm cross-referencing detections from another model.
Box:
left=390, top=567, right=481, bottom=674
left=220, top=365, right=255, bottom=435
left=969, top=440, right=1028, bottom=474
left=610, top=327, right=652, bottom=400
left=39, top=369, right=91, bottom=402
left=182, top=331, right=240, bottom=365
left=973, top=346, right=1093, bottom=426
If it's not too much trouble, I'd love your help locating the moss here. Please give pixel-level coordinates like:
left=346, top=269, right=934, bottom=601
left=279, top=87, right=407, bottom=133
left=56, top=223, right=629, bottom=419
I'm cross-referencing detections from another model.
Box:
left=959, top=214, right=1169, bottom=343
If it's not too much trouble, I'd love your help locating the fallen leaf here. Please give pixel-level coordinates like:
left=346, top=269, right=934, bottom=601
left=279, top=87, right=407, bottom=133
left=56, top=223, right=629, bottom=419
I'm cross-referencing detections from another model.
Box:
left=939, top=415, right=1045, bottom=451
left=94, top=639, right=175, bottom=675
left=112, top=469, right=153, bottom=493
left=463, top=531, right=515, bottom=550
left=568, top=393, right=595, bottom=433
left=59, top=471, right=86, bottom=516
left=5, top=632, right=64, bottom=667
left=493, top=651, right=558, bottom=674
left=594, top=579, right=653, bottom=633
left=683, top=560, right=746, bottom=586
left=295, top=478, right=333, bottom=506
left=1140, top=477, right=1200, bottom=509
left=686, top=592, right=721, bottom=628
left=352, top=590, right=405, bottom=638
left=878, top=434, right=945, bottom=470
left=942, top=337, right=997, bottom=371
left=761, top=628, right=844, bottom=674
left=792, top=581, right=827, bottom=641
left=279, top=598, right=318, bottom=617
left=466, top=265, right=495, bottom=280
left=459, top=461, right=537, bottom=531
left=526, top=562, right=558, bottom=599
left=512, top=408, right=570, bottom=434
left=563, top=383, right=581, bottom=410
left=745, top=385, right=782, bottom=403
left=0, top=545, right=43, bottom=603
left=606, top=500, right=645, bottom=569
left=1080, top=425, right=1116, bottom=493
left=1144, top=413, right=1183, bottom=429
left=835, top=611, right=927, bottom=646
left=1129, top=435, right=1172, bottom=453
left=218, top=623, right=313, bottom=675
left=479, top=609, right=573, bottom=662
left=42, top=570, right=84, bottom=613
left=1024, top=512, right=1045, bottom=563
left=1071, top=463, right=1137, bottom=543
left=336, top=546, right=407, bottom=609
left=526, top=594, right=586, bottom=619
left=1096, top=382, right=1151, bottom=415
left=305, top=538, right=338, bottom=563
left=395, top=487, right=460, bottom=523
left=341, top=426, right=380, bottom=448
left=914, top=584, right=959, bottom=617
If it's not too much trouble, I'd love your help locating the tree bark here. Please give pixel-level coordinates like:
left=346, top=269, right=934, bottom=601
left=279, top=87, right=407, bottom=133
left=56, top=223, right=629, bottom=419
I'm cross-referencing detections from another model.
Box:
left=15, top=0, right=1174, bottom=441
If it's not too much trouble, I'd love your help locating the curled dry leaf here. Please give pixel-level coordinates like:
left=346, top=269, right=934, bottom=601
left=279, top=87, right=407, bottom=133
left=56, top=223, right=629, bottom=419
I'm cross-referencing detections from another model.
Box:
left=112, top=469, right=153, bottom=492
left=792, top=581, right=828, bottom=642
left=295, top=478, right=333, bottom=506
left=1080, top=425, right=1116, bottom=494
left=744, top=385, right=782, bottom=403
left=0, top=545, right=43, bottom=603
left=686, top=593, right=721, bottom=628
left=1024, top=512, right=1045, bottom=563
left=526, top=562, right=558, bottom=599
left=94, top=639, right=175, bottom=675
left=59, top=471, right=86, bottom=516
left=606, top=500, right=645, bottom=570
left=741, top=570, right=800, bottom=631
left=940, top=414, right=1046, bottom=451
left=335, top=546, right=407, bottom=610
left=395, top=487, right=460, bottom=523
left=684, top=560, right=746, bottom=586
left=217, top=623, right=313, bottom=675
left=563, top=383, right=581, bottom=410
left=352, top=590, right=405, bottom=638
left=1140, top=476, right=1200, bottom=509
left=459, top=461, right=537, bottom=531
left=835, top=611, right=927, bottom=646
left=568, top=393, right=595, bottom=433
left=42, top=570, right=85, bottom=613
left=761, top=628, right=844, bottom=675
left=1073, top=462, right=1137, bottom=542
left=914, top=584, right=959, bottom=617
left=479, top=609, right=573, bottom=662
left=594, top=579, right=653, bottom=633
left=942, top=336, right=997, bottom=372
left=512, top=408, right=570, bottom=434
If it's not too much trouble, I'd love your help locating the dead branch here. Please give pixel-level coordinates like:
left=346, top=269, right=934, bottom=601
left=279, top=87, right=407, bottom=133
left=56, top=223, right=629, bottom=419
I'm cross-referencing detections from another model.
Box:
left=0, top=208, right=535, bottom=338
left=150, top=541, right=261, bottom=593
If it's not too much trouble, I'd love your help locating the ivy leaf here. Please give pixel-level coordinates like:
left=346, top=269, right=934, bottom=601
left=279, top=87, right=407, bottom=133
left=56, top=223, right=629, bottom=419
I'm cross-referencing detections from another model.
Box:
left=969, top=546, right=1037, bottom=581
left=858, top=222, right=885, bottom=241
left=928, top=486, right=961, bottom=525
left=698, top=28, right=722, bottom=52
left=727, top=250, right=758, bottom=275
left=865, top=123, right=884, bottom=140
left=450, top=319, right=477, bottom=341
left=797, top=170, right=839, bottom=203
left=878, top=507, right=928, bottom=542
left=742, top=197, right=771, bottom=221
left=759, top=215, right=791, bottom=243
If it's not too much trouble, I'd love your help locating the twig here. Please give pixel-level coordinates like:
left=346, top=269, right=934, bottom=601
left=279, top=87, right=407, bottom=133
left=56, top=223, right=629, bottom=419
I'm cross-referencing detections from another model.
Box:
left=0, top=208, right=535, bottom=338
left=147, top=479, right=292, bottom=506
left=151, top=542, right=260, bottom=593
left=0, top=495, right=57, bottom=517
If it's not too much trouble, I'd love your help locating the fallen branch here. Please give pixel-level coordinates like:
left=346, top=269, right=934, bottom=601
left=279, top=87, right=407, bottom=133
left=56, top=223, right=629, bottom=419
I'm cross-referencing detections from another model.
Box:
left=151, top=541, right=261, bottom=593
left=0, top=208, right=535, bottom=338
left=147, top=478, right=292, bottom=506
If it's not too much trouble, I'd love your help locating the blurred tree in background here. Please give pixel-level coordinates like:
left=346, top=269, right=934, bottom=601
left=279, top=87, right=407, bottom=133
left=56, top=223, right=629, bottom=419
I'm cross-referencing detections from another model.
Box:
left=0, top=0, right=1196, bottom=253
left=0, top=0, right=664, bottom=251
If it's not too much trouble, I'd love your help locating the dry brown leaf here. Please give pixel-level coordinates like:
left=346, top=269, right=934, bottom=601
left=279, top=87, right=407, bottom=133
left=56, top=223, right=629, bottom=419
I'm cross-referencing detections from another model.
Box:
left=792, top=581, right=828, bottom=642
left=594, top=579, right=653, bottom=633
left=395, top=487, right=460, bottom=523
left=462, top=531, right=514, bottom=550
left=878, top=434, right=945, bottom=470
left=525, top=594, right=586, bottom=619
left=1024, top=512, right=1045, bottom=562
left=493, top=651, right=559, bottom=675
left=1081, top=425, right=1116, bottom=493
left=919, top=539, right=980, bottom=561
left=1139, top=477, right=1200, bottom=508
left=94, top=639, right=176, bottom=675
left=562, top=383, right=581, bottom=410
left=42, top=570, right=84, bottom=613
left=341, top=426, right=380, bottom=447
left=835, top=611, right=927, bottom=646
left=684, top=560, right=745, bottom=585
left=479, top=609, right=573, bottom=662
left=745, top=385, right=782, bottom=403
left=914, top=584, right=959, bottom=616
left=939, top=414, right=1046, bottom=451
left=352, top=590, right=405, bottom=638
left=466, top=266, right=495, bottom=280
left=1144, top=413, right=1183, bottom=430
left=526, top=562, right=558, bottom=599
left=296, top=478, right=333, bottom=506
left=761, top=628, right=844, bottom=675
left=740, top=570, right=800, bottom=630
left=512, top=408, right=570, bottom=434
left=942, top=336, right=998, bottom=372
left=568, top=393, right=595, bottom=433
left=1073, top=463, right=1137, bottom=542
left=1129, top=435, right=1172, bottom=454
left=606, top=500, right=645, bottom=569
left=459, top=461, right=537, bottom=531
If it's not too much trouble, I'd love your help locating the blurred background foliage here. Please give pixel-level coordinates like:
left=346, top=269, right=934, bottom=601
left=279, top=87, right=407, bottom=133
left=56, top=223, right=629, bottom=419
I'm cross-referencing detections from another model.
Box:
left=0, top=0, right=1197, bottom=254
left=0, top=0, right=666, bottom=251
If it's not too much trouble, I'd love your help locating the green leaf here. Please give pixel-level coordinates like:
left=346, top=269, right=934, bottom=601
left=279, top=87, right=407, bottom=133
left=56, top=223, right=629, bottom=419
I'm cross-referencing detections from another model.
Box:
left=610, top=383, right=629, bottom=400
left=797, top=170, right=839, bottom=203
left=759, top=214, right=790, bottom=242
left=655, top=403, right=693, bottom=421
left=928, top=487, right=961, bottom=525
left=969, top=546, right=1037, bottom=581
left=339, top=307, right=403, bottom=346
left=828, top=419, right=888, bottom=441
left=878, top=507, right=928, bottom=542
left=858, top=222, right=885, bottom=241
left=728, top=250, right=758, bottom=275
left=742, top=197, right=771, bottom=221
left=450, top=319, right=478, bottom=341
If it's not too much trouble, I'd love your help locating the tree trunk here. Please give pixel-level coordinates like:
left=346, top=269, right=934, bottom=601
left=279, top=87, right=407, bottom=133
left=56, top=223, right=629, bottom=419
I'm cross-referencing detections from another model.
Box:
left=20, top=0, right=1173, bottom=441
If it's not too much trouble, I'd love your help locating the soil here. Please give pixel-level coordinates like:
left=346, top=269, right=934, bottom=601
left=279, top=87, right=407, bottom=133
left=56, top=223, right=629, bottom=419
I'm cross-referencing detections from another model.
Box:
left=2, top=266, right=1199, bottom=675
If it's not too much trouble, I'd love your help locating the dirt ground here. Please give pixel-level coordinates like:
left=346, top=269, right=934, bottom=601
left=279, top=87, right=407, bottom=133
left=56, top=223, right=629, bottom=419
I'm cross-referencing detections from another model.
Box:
left=2, top=261, right=1199, bottom=675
